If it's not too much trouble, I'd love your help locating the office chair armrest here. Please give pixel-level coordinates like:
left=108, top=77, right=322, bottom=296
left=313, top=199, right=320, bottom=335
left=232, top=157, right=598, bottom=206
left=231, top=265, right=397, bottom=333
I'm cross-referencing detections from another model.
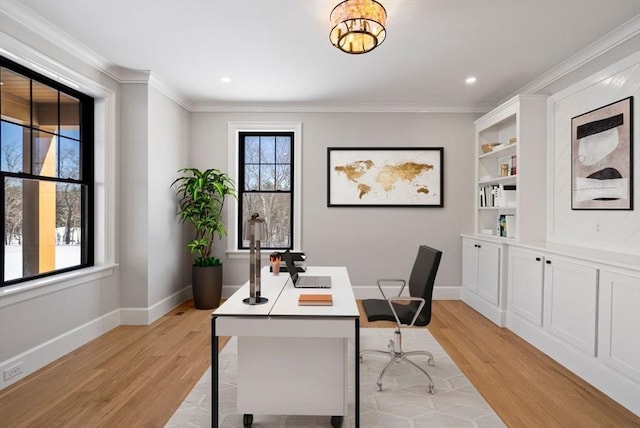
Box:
left=376, top=278, right=407, bottom=300
left=389, top=296, right=426, bottom=327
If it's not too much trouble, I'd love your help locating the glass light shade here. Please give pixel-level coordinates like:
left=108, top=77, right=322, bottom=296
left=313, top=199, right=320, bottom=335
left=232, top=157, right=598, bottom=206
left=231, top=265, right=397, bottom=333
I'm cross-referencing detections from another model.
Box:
left=329, top=0, right=387, bottom=54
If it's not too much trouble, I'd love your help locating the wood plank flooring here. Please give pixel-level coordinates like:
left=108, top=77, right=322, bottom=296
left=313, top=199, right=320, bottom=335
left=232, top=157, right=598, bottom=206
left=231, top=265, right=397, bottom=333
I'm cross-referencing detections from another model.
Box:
left=0, top=300, right=638, bottom=427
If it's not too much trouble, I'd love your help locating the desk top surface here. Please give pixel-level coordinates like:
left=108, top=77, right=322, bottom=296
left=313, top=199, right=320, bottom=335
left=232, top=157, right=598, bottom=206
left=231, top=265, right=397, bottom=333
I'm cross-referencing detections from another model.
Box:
left=213, top=266, right=359, bottom=318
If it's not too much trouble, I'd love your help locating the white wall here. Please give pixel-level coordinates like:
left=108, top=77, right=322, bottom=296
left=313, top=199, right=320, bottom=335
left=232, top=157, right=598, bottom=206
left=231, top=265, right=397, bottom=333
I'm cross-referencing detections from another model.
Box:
left=550, top=53, right=640, bottom=255
left=0, top=7, right=121, bottom=389
left=119, top=83, right=150, bottom=309
left=147, top=85, right=190, bottom=306
left=118, top=82, right=192, bottom=323
left=190, top=111, right=478, bottom=296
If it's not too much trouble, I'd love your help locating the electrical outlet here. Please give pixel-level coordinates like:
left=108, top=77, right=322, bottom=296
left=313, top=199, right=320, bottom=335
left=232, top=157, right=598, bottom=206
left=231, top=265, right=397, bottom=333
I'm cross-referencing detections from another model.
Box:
left=3, top=362, right=23, bottom=381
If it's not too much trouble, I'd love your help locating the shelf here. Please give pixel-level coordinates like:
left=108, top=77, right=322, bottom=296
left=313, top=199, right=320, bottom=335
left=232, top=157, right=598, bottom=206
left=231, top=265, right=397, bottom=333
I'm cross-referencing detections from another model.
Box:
left=478, top=175, right=517, bottom=185
left=479, top=143, right=516, bottom=160
left=479, top=206, right=516, bottom=210
left=473, top=95, right=547, bottom=241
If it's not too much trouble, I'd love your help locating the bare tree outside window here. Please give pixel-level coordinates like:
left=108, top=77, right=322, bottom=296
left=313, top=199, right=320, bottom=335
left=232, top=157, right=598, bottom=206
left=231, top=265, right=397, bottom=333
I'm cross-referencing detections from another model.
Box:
left=239, top=133, right=293, bottom=250
left=1, top=58, right=93, bottom=285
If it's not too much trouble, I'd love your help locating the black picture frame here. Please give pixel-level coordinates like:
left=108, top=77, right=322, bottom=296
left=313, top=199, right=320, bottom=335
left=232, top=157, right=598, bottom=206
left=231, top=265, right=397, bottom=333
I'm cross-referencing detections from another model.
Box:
left=327, top=147, right=444, bottom=207
left=571, top=96, right=633, bottom=210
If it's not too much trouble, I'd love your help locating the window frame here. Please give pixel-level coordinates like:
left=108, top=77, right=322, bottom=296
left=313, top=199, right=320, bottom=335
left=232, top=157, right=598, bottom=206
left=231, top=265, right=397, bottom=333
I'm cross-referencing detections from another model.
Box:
left=237, top=131, right=295, bottom=250
left=1, top=55, right=95, bottom=286
left=227, top=122, right=302, bottom=257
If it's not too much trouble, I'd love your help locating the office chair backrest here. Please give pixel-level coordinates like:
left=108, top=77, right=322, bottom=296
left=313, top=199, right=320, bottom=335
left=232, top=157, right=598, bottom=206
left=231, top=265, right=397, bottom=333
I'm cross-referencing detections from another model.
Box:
left=408, top=245, right=442, bottom=326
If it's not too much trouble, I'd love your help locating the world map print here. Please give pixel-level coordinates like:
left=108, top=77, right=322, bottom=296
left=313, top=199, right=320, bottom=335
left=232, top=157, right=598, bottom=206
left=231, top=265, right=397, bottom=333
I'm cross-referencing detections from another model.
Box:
left=328, top=149, right=443, bottom=206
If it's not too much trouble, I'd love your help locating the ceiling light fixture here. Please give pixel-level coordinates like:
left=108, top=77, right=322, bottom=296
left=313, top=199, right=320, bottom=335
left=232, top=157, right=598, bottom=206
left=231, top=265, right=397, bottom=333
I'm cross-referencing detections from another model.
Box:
left=466, top=76, right=477, bottom=85
left=329, top=0, right=387, bottom=54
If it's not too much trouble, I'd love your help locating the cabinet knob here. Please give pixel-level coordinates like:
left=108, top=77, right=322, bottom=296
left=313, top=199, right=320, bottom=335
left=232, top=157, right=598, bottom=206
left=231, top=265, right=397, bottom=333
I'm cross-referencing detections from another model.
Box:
left=546, top=260, right=551, bottom=264
left=535, top=257, right=541, bottom=261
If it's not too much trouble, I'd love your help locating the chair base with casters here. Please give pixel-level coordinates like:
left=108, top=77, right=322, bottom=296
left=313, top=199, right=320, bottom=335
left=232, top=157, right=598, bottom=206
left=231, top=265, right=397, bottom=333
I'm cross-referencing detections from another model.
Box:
left=359, top=245, right=442, bottom=395
left=360, top=326, right=436, bottom=394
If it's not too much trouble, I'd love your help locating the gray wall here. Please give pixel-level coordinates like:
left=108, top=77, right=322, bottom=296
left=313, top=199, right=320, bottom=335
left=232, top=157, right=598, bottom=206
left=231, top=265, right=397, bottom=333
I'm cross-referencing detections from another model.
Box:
left=190, top=111, right=479, bottom=293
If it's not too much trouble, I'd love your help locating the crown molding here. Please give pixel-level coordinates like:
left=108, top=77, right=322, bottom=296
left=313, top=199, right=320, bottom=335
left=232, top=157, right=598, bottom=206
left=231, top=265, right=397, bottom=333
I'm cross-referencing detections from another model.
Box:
left=189, top=102, right=494, bottom=114
left=0, top=0, right=116, bottom=78
left=2, top=0, right=638, bottom=114
left=508, top=13, right=640, bottom=100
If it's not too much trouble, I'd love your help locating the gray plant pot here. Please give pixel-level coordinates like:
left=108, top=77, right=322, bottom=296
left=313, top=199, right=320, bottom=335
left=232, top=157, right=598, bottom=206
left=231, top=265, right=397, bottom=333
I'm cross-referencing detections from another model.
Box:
left=192, top=264, right=223, bottom=309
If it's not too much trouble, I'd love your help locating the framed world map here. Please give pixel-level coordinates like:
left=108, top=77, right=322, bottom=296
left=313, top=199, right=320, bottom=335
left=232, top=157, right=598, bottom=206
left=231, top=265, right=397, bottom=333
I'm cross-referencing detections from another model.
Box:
left=327, top=147, right=444, bottom=207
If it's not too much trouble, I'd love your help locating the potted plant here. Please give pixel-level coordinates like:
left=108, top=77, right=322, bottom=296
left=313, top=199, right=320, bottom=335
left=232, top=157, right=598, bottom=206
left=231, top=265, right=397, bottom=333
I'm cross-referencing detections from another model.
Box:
left=172, top=168, right=236, bottom=309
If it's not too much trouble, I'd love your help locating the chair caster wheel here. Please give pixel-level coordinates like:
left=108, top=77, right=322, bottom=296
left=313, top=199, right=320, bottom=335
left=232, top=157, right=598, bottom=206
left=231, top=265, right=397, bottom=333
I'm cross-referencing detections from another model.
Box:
left=243, top=413, right=253, bottom=427
left=331, top=415, right=343, bottom=427
left=428, top=384, right=435, bottom=394
left=376, top=382, right=382, bottom=392
left=428, top=358, right=435, bottom=367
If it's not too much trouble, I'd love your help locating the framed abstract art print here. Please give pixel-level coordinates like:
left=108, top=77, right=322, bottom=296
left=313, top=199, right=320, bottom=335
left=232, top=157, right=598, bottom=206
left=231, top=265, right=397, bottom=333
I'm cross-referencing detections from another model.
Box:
left=571, top=96, right=633, bottom=210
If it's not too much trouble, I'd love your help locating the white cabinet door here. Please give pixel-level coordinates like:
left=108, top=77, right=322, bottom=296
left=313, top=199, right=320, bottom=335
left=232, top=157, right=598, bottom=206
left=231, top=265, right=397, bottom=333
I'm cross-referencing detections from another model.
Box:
left=598, top=270, right=640, bottom=383
left=477, top=243, right=501, bottom=306
left=543, top=257, right=598, bottom=356
left=462, top=238, right=479, bottom=292
left=509, top=247, right=544, bottom=326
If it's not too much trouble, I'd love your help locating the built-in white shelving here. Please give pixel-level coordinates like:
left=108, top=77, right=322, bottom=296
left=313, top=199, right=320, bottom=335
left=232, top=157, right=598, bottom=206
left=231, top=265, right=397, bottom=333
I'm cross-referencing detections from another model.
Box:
left=474, top=95, right=548, bottom=240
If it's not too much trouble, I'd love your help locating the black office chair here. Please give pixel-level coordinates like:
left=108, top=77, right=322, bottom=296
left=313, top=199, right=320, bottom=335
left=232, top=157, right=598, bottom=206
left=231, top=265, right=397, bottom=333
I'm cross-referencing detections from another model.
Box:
left=360, top=245, right=442, bottom=394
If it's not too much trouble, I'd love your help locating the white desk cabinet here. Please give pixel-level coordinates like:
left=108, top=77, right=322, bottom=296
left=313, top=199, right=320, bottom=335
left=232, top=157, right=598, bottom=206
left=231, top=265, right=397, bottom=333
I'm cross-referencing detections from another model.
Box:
left=212, top=266, right=360, bottom=428
left=461, top=236, right=506, bottom=327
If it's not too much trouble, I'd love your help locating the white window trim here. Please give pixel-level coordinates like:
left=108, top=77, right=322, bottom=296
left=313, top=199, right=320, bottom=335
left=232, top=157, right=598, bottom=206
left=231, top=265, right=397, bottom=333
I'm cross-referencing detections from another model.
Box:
left=226, top=122, right=302, bottom=258
left=0, top=36, right=117, bottom=301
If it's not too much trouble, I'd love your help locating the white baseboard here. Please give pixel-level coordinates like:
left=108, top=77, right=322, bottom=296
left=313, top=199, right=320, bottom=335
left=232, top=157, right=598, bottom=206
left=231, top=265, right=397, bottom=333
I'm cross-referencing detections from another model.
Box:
left=460, top=289, right=507, bottom=327
left=120, top=286, right=191, bottom=325
left=0, top=309, right=120, bottom=390
left=507, top=312, right=640, bottom=417
left=223, top=285, right=461, bottom=300
left=0, top=287, right=194, bottom=391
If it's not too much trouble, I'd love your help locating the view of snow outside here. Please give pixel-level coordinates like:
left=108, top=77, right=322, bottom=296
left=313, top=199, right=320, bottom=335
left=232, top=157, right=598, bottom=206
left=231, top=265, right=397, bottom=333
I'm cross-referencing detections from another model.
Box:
left=4, top=245, right=80, bottom=281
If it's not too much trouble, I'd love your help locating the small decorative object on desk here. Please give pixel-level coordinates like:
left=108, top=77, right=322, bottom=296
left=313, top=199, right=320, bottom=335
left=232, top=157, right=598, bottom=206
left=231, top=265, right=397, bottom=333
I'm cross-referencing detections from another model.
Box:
left=270, top=252, right=281, bottom=275
left=298, top=294, right=333, bottom=306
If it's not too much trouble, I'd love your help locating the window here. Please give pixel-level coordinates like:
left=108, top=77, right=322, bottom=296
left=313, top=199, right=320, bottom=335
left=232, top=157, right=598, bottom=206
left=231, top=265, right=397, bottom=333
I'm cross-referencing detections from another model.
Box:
left=1, top=56, right=94, bottom=286
left=238, top=132, right=294, bottom=250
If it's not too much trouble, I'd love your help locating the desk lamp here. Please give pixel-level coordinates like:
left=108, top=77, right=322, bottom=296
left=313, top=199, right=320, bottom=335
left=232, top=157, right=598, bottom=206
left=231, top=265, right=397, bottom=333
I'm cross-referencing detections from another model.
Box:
left=243, top=213, right=268, bottom=305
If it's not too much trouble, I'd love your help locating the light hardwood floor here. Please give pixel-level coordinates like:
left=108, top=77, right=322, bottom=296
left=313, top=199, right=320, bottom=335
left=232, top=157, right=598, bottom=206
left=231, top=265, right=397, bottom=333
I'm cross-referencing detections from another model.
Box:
left=0, top=300, right=638, bottom=427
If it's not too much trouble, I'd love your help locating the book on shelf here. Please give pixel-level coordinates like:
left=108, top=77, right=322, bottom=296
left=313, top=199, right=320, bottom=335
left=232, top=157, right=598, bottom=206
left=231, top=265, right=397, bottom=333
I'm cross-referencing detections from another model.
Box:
left=298, top=293, right=333, bottom=306
left=497, top=214, right=516, bottom=238
left=480, top=184, right=517, bottom=208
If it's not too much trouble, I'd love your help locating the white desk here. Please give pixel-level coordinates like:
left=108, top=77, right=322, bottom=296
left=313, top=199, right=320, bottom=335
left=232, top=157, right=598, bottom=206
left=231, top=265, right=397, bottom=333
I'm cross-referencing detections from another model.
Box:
left=212, top=266, right=360, bottom=428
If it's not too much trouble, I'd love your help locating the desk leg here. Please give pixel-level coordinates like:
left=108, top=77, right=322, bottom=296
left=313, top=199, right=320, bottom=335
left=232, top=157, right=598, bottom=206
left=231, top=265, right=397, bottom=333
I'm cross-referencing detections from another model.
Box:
left=212, top=316, right=219, bottom=427
left=355, top=317, right=360, bottom=428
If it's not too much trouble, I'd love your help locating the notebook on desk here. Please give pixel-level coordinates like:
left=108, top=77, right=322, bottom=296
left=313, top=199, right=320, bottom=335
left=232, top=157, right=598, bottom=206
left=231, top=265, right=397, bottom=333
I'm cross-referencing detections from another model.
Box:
left=281, top=250, right=332, bottom=288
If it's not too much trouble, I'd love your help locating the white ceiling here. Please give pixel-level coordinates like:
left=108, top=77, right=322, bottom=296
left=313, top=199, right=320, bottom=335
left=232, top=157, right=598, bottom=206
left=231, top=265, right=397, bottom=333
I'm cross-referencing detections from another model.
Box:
left=8, top=0, right=640, bottom=112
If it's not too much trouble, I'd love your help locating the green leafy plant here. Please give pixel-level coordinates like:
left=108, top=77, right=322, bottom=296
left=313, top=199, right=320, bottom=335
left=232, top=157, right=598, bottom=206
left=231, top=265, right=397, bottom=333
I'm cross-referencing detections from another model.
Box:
left=171, top=168, right=236, bottom=267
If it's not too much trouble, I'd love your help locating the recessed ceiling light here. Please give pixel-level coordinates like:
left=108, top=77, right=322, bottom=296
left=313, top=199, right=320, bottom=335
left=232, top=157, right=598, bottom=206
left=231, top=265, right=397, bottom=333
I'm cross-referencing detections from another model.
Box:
left=465, top=76, right=477, bottom=85
left=221, top=76, right=231, bottom=83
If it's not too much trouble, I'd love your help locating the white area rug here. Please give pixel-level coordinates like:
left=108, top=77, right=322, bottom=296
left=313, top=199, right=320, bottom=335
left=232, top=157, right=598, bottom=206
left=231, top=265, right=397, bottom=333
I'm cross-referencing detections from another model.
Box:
left=166, top=328, right=505, bottom=428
